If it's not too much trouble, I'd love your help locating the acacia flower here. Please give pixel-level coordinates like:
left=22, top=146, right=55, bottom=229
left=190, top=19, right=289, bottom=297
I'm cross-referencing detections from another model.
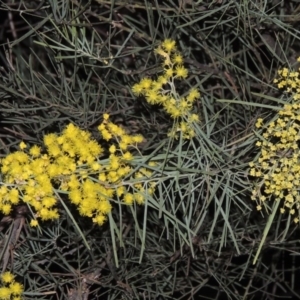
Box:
left=0, top=287, right=11, bottom=299
left=132, top=83, right=144, bottom=95
left=1, top=272, right=14, bottom=284
left=122, top=152, right=133, bottom=161
left=124, top=193, right=134, bottom=205
left=44, top=133, right=58, bottom=146
left=98, top=200, right=112, bottom=214
left=255, top=118, right=263, bottom=128
left=175, top=65, right=188, bottom=78
left=161, top=39, right=176, bottom=53
left=189, top=114, right=200, bottom=122
left=19, top=141, right=27, bottom=150
left=9, top=282, right=23, bottom=295
left=140, top=78, right=152, bottom=90
left=132, top=135, right=144, bottom=143
left=157, top=75, right=168, bottom=84
left=101, top=129, right=112, bottom=141
left=146, top=90, right=158, bottom=104
left=93, top=214, right=106, bottom=225
left=172, top=53, right=184, bottom=64
left=187, top=88, right=200, bottom=102
left=30, top=219, right=39, bottom=227
left=164, top=68, right=173, bottom=78
left=134, top=193, right=145, bottom=205
left=29, top=145, right=41, bottom=157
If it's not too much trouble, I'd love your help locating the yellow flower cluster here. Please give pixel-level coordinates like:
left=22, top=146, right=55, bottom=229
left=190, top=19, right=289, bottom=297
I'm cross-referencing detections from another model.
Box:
left=250, top=60, right=300, bottom=223
left=0, top=272, right=23, bottom=300
left=273, top=57, right=300, bottom=98
left=0, top=114, right=155, bottom=226
left=132, top=39, right=200, bottom=139
left=96, top=114, right=156, bottom=207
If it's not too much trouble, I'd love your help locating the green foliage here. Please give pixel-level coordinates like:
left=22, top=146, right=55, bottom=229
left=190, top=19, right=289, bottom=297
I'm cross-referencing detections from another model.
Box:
left=1, top=0, right=300, bottom=299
